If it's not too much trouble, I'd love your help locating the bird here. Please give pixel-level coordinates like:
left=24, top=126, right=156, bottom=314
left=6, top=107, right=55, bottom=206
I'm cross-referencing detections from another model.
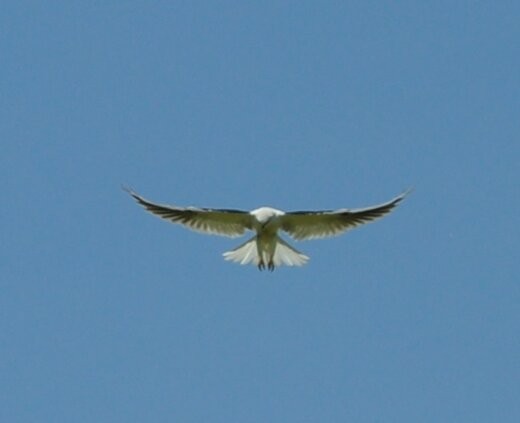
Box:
left=125, top=188, right=409, bottom=271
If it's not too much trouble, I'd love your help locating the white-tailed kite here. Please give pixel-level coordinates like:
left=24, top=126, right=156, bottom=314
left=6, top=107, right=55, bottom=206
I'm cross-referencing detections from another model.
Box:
left=125, top=188, right=409, bottom=271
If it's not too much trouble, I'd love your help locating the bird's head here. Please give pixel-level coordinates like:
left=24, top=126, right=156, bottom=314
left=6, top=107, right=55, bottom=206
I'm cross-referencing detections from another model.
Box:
left=250, top=207, right=285, bottom=223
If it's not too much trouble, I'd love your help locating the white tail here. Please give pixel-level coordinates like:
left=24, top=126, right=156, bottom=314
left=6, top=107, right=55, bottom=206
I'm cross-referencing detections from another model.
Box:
left=271, top=237, right=309, bottom=267
left=223, top=236, right=309, bottom=270
left=223, top=237, right=260, bottom=266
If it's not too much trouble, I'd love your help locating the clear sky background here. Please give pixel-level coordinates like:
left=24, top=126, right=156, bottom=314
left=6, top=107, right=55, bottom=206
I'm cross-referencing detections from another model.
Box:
left=2, top=1, right=519, bottom=422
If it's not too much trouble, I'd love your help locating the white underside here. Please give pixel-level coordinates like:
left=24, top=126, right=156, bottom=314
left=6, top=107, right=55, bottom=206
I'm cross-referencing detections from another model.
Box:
left=222, top=236, right=309, bottom=268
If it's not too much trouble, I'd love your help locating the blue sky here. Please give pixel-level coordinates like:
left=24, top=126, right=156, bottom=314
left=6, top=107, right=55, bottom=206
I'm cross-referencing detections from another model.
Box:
left=1, top=1, right=519, bottom=422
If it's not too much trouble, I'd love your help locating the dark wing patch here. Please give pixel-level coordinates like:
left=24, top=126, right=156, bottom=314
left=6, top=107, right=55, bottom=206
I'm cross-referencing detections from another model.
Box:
left=280, top=191, right=408, bottom=240
left=125, top=188, right=253, bottom=238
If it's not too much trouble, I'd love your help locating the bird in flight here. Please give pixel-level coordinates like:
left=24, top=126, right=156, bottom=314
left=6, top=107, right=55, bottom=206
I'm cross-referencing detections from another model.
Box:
left=125, top=188, right=409, bottom=271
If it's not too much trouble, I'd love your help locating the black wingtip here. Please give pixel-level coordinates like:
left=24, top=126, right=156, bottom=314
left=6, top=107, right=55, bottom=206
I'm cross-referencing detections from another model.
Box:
left=394, top=187, right=413, bottom=204
left=402, top=187, right=414, bottom=197
left=121, top=184, right=134, bottom=195
left=121, top=185, right=144, bottom=204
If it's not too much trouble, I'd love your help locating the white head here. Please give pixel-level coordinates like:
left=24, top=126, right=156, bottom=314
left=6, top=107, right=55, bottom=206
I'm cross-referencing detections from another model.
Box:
left=250, top=207, right=285, bottom=223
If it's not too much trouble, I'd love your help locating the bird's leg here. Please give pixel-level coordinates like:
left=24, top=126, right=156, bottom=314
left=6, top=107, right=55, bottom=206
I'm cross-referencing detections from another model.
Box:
left=268, top=261, right=275, bottom=272
left=258, top=261, right=265, bottom=271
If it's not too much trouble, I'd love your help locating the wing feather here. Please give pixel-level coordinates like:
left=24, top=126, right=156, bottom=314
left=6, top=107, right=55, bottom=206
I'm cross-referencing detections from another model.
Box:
left=125, top=188, right=253, bottom=238
left=280, top=191, right=409, bottom=240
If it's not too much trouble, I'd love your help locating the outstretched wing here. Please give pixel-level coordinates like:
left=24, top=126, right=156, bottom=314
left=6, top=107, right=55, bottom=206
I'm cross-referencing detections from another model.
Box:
left=280, top=191, right=409, bottom=240
left=125, top=188, right=254, bottom=238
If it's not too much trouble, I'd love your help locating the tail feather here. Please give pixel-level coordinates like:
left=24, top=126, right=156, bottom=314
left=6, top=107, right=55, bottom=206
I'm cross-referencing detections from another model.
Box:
left=223, top=236, right=260, bottom=266
left=223, top=236, right=309, bottom=269
left=272, top=237, right=309, bottom=267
